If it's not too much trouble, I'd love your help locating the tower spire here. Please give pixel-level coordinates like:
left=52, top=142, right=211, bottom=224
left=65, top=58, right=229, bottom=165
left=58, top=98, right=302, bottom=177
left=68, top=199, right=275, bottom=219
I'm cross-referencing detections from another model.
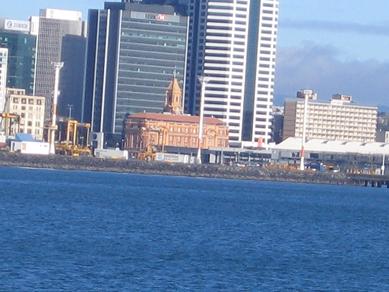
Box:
left=163, top=74, right=183, bottom=115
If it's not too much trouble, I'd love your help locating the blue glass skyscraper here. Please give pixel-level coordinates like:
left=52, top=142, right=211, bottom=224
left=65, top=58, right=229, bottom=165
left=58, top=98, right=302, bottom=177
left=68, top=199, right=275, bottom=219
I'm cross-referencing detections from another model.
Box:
left=82, top=1, right=188, bottom=144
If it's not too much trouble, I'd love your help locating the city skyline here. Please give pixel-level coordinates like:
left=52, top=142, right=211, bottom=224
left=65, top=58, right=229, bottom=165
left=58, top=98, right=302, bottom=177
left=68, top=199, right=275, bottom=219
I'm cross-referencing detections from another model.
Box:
left=1, top=0, right=389, bottom=107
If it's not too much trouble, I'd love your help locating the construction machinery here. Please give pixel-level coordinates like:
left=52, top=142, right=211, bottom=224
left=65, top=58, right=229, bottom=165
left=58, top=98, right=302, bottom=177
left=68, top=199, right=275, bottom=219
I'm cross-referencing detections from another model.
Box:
left=0, top=112, right=20, bottom=137
left=138, top=144, right=157, bottom=161
left=55, top=119, right=91, bottom=156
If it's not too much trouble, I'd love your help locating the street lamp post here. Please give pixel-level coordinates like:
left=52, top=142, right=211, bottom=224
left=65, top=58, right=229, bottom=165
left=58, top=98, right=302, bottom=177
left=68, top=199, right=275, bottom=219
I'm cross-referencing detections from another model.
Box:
left=49, top=62, right=63, bottom=155
left=197, top=76, right=209, bottom=164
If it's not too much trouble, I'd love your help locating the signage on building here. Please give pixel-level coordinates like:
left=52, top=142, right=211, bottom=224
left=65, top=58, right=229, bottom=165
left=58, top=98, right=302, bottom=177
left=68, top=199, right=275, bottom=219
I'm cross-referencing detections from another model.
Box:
left=130, top=12, right=179, bottom=23
left=145, top=13, right=168, bottom=21
left=2, top=19, right=30, bottom=32
left=155, top=14, right=166, bottom=21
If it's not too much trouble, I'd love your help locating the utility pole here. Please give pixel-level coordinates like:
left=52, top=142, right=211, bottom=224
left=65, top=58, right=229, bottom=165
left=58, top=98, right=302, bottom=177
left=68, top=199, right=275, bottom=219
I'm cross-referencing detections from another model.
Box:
left=300, top=93, right=309, bottom=171
left=67, top=104, right=73, bottom=120
left=49, top=62, right=63, bottom=155
left=197, top=76, right=209, bottom=164
left=381, top=154, right=385, bottom=176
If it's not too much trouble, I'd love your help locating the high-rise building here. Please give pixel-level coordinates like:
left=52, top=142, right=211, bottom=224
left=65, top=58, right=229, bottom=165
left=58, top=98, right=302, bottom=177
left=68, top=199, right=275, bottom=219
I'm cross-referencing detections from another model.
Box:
left=185, top=0, right=279, bottom=148
left=283, top=93, right=378, bottom=143
left=0, top=48, right=8, bottom=111
left=83, top=1, right=188, bottom=144
left=34, top=9, right=86, bottom=121
left=0, top=19, right=37, bottom=95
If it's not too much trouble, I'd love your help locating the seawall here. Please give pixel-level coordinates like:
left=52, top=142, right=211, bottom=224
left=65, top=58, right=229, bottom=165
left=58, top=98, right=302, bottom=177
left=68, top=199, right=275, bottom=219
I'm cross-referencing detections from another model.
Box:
left=0, top=152, right=357, bottom=186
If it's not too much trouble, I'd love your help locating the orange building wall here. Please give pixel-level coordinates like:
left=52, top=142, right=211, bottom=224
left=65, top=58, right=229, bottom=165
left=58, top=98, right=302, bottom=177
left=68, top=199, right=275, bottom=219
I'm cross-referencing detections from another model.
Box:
left=125, top=119, right=229, bottom=150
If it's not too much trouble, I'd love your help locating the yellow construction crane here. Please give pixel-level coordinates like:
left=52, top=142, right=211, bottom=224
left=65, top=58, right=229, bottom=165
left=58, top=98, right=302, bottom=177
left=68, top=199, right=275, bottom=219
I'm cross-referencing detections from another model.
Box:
left=55, top=119, right=91, bottom=156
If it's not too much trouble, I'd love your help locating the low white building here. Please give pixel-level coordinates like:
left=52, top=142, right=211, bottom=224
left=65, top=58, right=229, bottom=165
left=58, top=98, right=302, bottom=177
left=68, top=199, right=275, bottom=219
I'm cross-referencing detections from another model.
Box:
left=273, top=137, right=389, bottom=160
left=10, top=133, right=49, bottom=155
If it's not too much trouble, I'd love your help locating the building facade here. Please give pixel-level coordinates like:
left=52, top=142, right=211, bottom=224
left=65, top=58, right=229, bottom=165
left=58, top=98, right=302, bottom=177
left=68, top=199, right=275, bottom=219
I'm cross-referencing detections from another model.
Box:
left=0, top=19, right=36, bottom=95
left=34, top=9, right=86, bottom=121
left=283, top=94, right=378, bottom=143
left=0, top=48, right=8, bottom=111
left=184, top=0, right=279, bottom=147
left=125, top=112, right=229, bottom=150
left=124, top=76, right=229, bottom=150
left=376, top=112, right=389, bottom=142
left=83, top=1, right=188, bottom=144
left=5, top=88, right=45, bottom=140
left=272, top=106, right=283, bottom=144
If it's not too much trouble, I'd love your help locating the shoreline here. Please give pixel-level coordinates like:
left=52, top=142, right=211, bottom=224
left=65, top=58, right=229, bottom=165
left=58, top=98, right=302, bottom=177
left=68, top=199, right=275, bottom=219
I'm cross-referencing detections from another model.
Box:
left=0, top=152, right=361, bottom=186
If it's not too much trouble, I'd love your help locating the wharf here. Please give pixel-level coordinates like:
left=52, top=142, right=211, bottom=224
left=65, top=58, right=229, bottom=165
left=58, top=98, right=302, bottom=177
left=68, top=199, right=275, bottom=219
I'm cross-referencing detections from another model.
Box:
left=0, top=152, right=387, bottom=188
left=348, top=175, right=389, bottom=188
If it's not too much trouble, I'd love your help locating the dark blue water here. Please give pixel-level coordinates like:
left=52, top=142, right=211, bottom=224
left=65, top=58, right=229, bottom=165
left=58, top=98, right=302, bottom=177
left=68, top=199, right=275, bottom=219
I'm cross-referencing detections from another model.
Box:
left=0, top=167, right=389, bottom=290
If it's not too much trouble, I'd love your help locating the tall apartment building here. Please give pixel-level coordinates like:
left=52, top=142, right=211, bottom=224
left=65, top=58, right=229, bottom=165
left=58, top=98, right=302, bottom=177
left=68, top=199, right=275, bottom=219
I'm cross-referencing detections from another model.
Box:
left=184, top=0, right=279, bottom=147
left=34, top=9, right=86, bottom=121
left=5, top=88, right=45, bottom=140
left=0, top=48, right=8, bottom=111
left=83, top=1, right=188, bottom=143
left=0, top=19, right=37, bottom=95
left=283, top=92, right=378, bottom=143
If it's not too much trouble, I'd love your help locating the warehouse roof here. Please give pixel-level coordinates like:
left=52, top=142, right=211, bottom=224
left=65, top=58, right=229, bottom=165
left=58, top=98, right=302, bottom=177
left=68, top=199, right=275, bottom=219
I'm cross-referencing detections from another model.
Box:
left=274, top=137, right=389, bottom=155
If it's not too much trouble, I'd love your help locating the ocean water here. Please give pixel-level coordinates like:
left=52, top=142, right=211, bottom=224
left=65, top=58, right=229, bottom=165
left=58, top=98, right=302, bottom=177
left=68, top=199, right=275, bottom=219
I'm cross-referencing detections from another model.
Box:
left=0, top=167, right=388, bottom=290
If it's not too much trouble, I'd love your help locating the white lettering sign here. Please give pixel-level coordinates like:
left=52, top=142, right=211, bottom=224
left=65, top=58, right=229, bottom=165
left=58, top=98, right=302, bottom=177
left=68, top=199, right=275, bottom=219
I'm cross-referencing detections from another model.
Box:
left=3, top=19, right=30, bottom=32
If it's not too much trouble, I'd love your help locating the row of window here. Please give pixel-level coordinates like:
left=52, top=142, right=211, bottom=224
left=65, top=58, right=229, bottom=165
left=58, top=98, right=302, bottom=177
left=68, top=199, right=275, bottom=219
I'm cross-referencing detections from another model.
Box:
left=12, top=97, right=43, bottom=105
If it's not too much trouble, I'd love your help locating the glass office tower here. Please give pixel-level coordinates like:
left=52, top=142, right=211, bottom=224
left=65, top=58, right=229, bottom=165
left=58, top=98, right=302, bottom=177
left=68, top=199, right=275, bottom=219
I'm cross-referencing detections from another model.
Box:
left=34, top=9, right=86, bottom=121
left=0, top=31, right=36, bottom=95
left=83, top=1, right=188, bottom=142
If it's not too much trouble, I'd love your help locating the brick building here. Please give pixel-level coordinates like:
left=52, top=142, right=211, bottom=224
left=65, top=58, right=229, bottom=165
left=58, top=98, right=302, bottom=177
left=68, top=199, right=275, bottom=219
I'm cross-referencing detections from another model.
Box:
left=124, top=77, right=229, bottom=151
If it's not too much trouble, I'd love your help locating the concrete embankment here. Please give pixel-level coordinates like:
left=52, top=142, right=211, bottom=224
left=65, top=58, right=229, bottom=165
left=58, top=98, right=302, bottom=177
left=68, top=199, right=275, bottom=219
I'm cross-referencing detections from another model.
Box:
left=0, top=152, right=356, bottom=186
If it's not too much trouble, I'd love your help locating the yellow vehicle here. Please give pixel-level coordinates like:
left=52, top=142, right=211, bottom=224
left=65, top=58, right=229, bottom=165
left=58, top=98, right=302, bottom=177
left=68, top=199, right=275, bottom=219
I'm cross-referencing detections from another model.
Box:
left=55, top=119, right=92, bottom=156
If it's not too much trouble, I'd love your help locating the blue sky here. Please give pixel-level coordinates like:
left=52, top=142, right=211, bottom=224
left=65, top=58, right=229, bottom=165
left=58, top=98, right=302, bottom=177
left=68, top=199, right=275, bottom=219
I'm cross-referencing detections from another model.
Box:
left=2, top=0, right=389, bottom=106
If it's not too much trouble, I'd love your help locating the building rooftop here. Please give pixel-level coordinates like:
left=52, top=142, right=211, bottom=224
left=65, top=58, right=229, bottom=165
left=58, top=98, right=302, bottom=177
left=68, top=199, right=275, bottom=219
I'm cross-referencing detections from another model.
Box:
left=274, top=137, right=389, bottom=155
left=15, top=133, right=35, bottom=142
left=285, top=98, right=377, bottom=110
left=127, top=112, right=226, bottom=126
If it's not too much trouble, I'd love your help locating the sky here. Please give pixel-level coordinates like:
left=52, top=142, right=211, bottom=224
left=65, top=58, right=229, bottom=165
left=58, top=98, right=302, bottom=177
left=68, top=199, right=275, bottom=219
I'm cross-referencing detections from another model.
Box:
left=2, top=0, right=389, bottom=106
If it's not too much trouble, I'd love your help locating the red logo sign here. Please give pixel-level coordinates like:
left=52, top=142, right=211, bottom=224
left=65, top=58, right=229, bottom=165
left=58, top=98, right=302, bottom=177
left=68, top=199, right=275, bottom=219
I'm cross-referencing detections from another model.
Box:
left=155, top=14, right=166, bottom=21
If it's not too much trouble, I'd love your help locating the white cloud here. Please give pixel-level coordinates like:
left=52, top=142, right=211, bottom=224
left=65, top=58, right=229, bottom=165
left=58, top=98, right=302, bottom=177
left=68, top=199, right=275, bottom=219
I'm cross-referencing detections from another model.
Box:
left=275, top=44, right=389, bottom=107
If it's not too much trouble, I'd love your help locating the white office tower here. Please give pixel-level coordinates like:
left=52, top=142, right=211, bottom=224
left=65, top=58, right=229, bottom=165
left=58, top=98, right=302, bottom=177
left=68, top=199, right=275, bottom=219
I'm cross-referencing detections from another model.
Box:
left=0, top=48, right=8, bottom=112
left=185, top=0, right=279, bottom=147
